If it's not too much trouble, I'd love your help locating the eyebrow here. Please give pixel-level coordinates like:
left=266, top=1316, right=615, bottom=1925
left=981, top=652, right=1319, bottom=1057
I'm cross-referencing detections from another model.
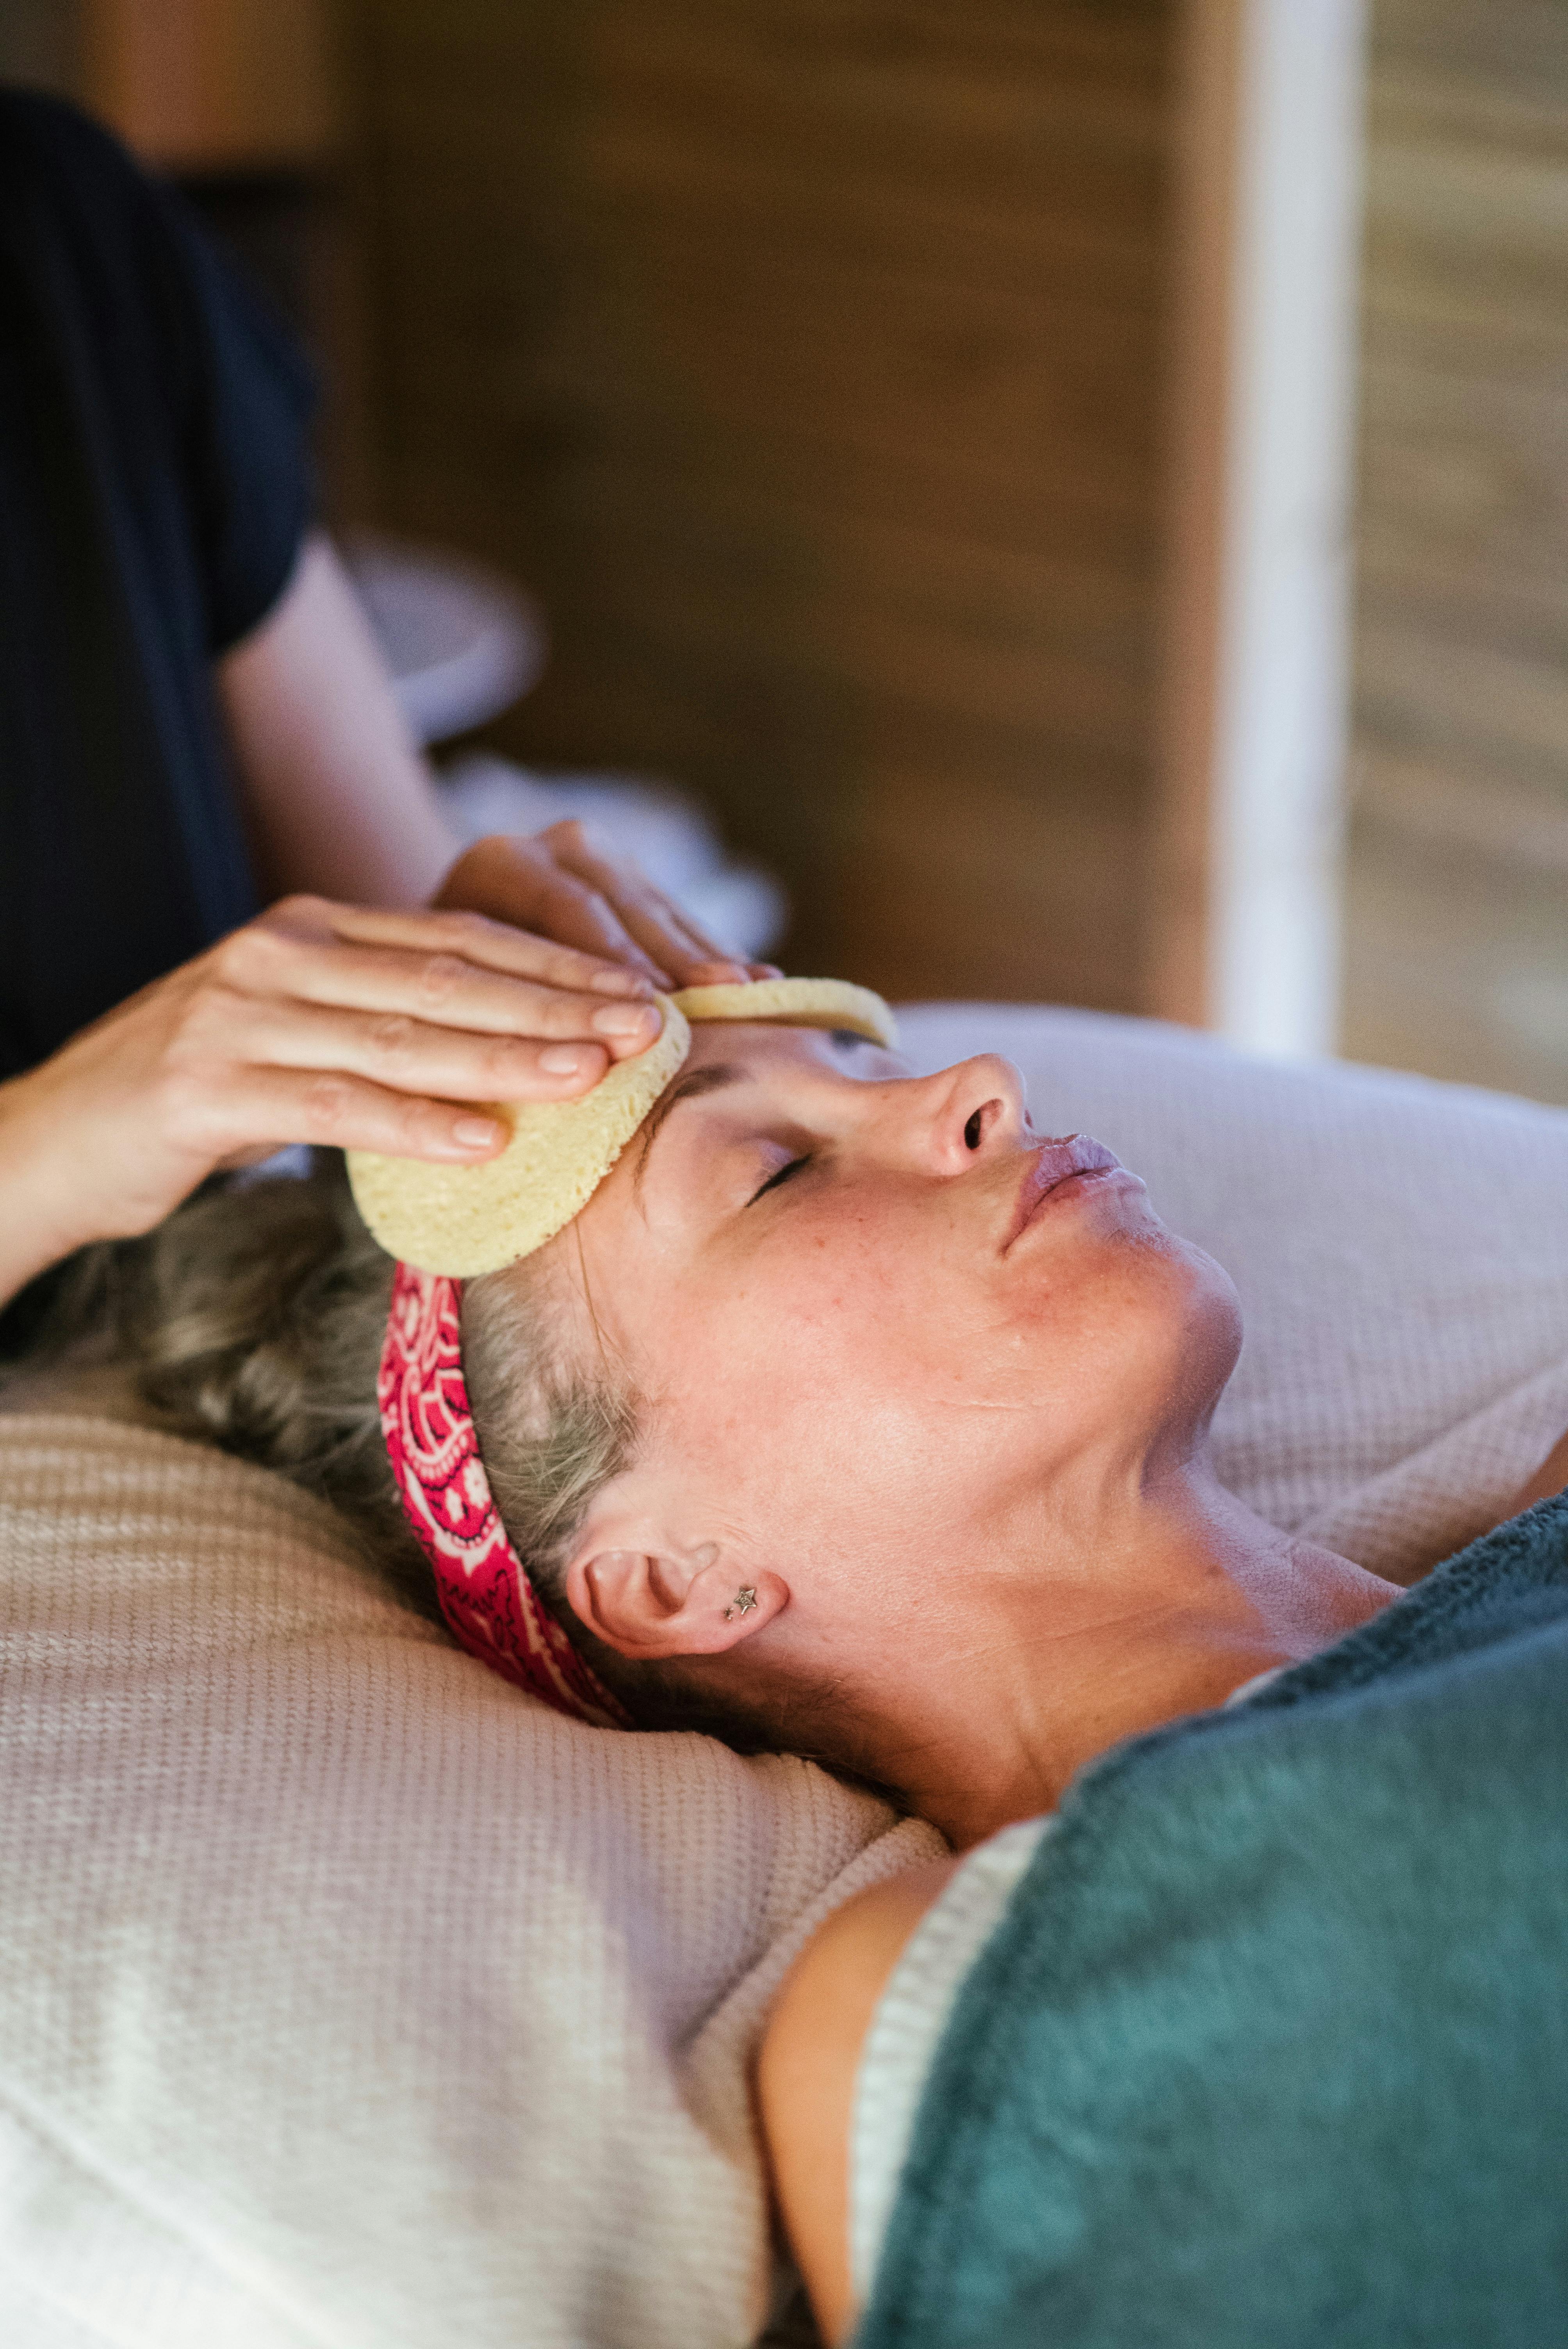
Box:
left=632, top=1062, right=746, bottom=1194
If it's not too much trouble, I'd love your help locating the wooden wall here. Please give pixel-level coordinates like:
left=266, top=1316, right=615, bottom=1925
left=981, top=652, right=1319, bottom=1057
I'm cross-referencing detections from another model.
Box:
left=346, top=2, right=1171, bottom=1002
left=1343, top=0, right=1568, bottom=1100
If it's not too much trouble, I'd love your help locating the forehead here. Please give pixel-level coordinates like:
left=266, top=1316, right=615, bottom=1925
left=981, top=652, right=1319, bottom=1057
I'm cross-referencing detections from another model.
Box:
left=527, top=1017, right=918, bottom=1356
left=571, top=1017, right=907, bottom=1233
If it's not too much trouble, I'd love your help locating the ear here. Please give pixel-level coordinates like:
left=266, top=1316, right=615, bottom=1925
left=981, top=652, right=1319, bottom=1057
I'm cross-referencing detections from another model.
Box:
left=565, top=1535, right=788, bottom=1662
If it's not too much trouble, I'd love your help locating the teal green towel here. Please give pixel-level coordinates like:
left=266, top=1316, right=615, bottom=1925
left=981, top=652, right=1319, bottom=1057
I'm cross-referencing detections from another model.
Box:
left=857, top=1495, right=1568, bottom=2348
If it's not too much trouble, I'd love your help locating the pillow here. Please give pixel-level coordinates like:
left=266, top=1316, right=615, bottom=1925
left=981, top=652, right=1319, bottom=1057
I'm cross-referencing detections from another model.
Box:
left=4, top=1003, right=1568, bottom=2346
left=0, top=1414, right=938, bottom=2348
left=899, top=1005, right=1568, bottom=1580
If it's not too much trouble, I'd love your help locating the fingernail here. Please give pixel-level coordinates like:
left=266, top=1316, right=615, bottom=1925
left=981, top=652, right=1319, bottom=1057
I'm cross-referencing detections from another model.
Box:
left=453, top=1116, right=504, bottom=1149
left=540, top=1046, right=586, bottom=1074
left=592, top=1001, right=657, bottom=1037
left=588, top=967, right=651, bottom=995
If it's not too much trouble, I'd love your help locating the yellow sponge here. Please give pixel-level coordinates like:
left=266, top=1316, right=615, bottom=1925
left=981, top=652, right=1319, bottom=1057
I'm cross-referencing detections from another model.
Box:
left=672, top=977, right=898, bottom=1048
left=347, top=997, right=691, bottom=1278
left=347, top=975, right=895, bottom=1275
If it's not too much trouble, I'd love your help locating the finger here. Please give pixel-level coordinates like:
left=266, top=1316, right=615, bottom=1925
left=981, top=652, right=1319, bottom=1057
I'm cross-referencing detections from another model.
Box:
left=331, top=900, right=656, bottom=996
left=565, top=875, right=739, bottom=987
left=508, top=864, right=675, bottom=987
left=270, top=893, right=654, bottom=998
left=206, top=1066, right=515, bottom=1164
left=683, top=958, right=760, bottom=987
left=537, top=823, right=739, bottom=978
left=230, top=995, right=618, bottom=1104
left=210, top=925, right=666, bottom=1056
left=603, top=889, right=732, bottom=977
left=431, top=843, right=674, bottom=985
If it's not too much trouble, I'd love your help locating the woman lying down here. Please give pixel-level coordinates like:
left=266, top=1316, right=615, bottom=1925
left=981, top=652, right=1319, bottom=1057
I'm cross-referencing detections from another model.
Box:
left=12, top=957, right=1568, bottom=2347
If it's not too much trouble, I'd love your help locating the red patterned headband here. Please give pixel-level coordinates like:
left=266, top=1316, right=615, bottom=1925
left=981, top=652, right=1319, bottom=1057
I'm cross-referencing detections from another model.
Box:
left=378, top=1260, right=631, bottom=1728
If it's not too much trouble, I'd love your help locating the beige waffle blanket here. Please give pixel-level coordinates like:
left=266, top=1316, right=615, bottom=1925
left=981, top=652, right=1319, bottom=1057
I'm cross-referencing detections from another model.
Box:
left=0, top=1415, right=937, bottom=2347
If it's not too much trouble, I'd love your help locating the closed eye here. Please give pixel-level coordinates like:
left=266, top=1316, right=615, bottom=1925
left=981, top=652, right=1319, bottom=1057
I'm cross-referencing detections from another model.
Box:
left=748, top=1153, right=810, bottom=1205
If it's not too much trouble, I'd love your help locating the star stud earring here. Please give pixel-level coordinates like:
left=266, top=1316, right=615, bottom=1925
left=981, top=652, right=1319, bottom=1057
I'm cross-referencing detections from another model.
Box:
left=723, top=1586, right=758, bottom=1622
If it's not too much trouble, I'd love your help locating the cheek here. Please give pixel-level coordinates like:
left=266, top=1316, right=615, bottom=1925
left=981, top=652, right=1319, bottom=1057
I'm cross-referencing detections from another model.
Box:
left=716, top=1194, right=969, bottom=1405
left=1006, top=1224, right=1242, bottom=1438
left=638, top=1196, right=1241, bottom=1559
left=657, top=1209, right=1034, bottom=1544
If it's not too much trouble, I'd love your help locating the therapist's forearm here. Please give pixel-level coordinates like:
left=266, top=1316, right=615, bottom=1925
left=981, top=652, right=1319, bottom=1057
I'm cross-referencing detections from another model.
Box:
left=0, top=1067, right=105, bottom=1314
left=217, top=532, right=458, bottom=910
left=215, top=533, right=760, bottom=987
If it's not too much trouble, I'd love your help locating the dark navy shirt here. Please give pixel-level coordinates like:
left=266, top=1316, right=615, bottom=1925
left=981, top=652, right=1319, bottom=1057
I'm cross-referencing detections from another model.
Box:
left=0, top=88, right=315, bottom=1079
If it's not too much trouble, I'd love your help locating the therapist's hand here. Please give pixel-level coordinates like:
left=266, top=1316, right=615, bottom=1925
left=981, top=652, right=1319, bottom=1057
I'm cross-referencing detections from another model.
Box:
left=435, top=820, right=779, bottom=990
left=0, top=895, right=669, bottom=1310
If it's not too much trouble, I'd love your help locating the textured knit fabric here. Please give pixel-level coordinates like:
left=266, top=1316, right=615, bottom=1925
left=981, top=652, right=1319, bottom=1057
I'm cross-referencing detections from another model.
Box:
left=0, top=88, right=315, bottom=1082
left=0, top=1416, right=939, bottom=2348
left=857, top=1495, right=1568, bottom=2349
left=850, top=1819, right=1051, bottom=2304
left=850, top=1674, right=1287, bottom=2311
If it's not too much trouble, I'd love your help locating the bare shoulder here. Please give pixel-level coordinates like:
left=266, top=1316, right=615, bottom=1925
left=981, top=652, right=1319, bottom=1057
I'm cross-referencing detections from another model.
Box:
left=756, top=1859, right=959, bottom=2347
left=768, top=1857, right=962, bottom=2057
left=1506, top=1427, right=1568, bottom=1523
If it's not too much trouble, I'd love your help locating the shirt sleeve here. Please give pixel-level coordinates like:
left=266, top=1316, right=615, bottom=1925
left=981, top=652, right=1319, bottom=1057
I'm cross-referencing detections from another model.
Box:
left=1, top=92, right=319, bottom=658
left=140, top=173, right=319, bottom=655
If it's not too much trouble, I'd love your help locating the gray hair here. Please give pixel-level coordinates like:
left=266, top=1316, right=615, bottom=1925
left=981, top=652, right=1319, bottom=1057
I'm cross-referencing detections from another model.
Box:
left=20, top=1158, right=779, bottom=1747
left=462, top=1253, right=788, bottom=1747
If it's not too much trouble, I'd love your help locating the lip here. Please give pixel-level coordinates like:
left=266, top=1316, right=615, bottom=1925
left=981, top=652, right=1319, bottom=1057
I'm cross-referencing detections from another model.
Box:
left=1002, top=1135, right=1125, bottom=1252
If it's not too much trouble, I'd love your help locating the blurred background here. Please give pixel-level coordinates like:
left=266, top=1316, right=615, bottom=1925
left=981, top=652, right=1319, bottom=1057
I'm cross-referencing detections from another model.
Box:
left=5, top=0, right=1565, bottom=1099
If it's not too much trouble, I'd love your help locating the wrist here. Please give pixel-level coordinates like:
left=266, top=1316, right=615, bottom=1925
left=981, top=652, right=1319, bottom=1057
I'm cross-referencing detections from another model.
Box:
left=0, top=1068, right=110, bottom=1310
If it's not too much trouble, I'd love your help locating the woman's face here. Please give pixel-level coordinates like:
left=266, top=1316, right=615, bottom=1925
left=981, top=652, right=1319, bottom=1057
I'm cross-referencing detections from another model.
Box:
left=550, top=1021, right=1241, bottom=1654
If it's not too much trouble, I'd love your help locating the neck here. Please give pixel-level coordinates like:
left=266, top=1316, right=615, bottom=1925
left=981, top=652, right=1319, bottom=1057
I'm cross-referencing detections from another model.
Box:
left=858, top=1459, right=1397, bottom=1850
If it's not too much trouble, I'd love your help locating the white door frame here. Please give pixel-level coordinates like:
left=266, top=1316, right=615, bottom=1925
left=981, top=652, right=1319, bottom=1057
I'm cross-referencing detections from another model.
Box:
left=1150, top=0, right=1368, bottom=1059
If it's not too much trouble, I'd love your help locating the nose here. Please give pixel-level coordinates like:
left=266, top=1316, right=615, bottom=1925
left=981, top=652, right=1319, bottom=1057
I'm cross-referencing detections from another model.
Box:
left=893, top=1053, right=1032, bottom=1178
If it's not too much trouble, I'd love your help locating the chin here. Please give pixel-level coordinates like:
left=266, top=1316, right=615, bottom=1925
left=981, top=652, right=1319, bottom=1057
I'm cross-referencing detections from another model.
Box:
left=1158, top=1232, right=1244, bottom=1396
left=1058, top=1220, right=1243, bottom=1431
